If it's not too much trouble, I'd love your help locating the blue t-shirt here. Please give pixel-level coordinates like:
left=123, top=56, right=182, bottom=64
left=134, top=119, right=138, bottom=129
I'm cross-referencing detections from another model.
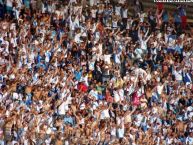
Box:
left=163, top=12, right=169, bottom=22
left=174, top=13, right=181, bottom=23
left=175, top=45, right=183, bottom=54
left=179, top=8, right=186, bottom=16
left=23, top=0, right=30, bottom=8
left=64, top=116, right=75, bottom=126
left=74, top=71, right=82, bottom=81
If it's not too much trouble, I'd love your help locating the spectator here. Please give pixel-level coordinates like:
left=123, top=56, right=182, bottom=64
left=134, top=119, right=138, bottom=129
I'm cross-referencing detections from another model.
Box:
left=0, top=0, right=192, bottom=144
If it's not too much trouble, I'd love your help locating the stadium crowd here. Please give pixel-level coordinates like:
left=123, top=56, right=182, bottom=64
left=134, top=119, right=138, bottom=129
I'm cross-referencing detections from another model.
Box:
left=0, top=0, right=193, bottom=144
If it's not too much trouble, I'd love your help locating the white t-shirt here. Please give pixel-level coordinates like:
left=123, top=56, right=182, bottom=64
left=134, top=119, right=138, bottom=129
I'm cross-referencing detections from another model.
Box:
left=135, top=48, right=143, bottom=58
left=122, top=9, right=128, bottom=18
left=135, top=114, right=144, bottom=127
left=10, top=37, right=17, bottom=48
left=139, top=13, right=145, bottom=23
left=157, top=84, right=164, bottom=95
left=45, top=51, right=51, bottom=63
left=114, top=90, right=120, bottom=102
left=118, top=89, right=124, bottom=101
left=140, top=40, right=148, bottom=51
left=110, top=127, right=116, bottom=136
left=91, top=9, right=97, bottom=18
left=173, top=70, right=182, bottom=81
left=89, top=0, right=97, bottom=6
left=89, top=61, right=95, bottom=71
left=89, top=90, right=98, bottom=100
left=6, top=0, right=13, bottom=7
left=70, top=17, right=79, bottom=31
left=119, top=0, right=126, bottom=4
left=186, top=137, right=193, bottom=145
left=13, top=92, right=19, bottom=100
left=2, top=40, right=9, bottom=55
left=100, top=109, right=110, bottom=119
left=114, top=53, right=121, bottom=64
left=58, top=101, right=68, bottom=115
left=15, top=0, right=23, bottom=8
left=115, top=6, right=121, bottom=16
left=126, top=19, right=133, bottom=29
left=70, top=0, right=77, bottom=4
left=168, top=38, right=175, bottom=49
left=117, top=123, right=125, bottom=138
left=112, top=20, right=118, bottom=28
left=74, top=33, right=82, bottom=43
left=103, top=54, right=111, bottom=64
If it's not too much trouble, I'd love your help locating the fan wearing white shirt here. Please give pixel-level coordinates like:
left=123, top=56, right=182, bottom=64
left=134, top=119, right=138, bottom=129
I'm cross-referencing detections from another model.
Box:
left=172, top=67, right=183, bottom=82
left=91, top=7, right=97, bottom=19
left=89, top=0, right=98, bottom=6
left=113, top=89, right=120, bottom=103
left=117, top=120, right=125, bottom=139
left=114, top=49, right=121, bottom=64
left=186, top=133, right=193, bottom=145
left=100, top=107, right=110, bottom=120
left=122, top=6, right=128, bottom=19
left=115, top=4, right=121, bottom=16
left=69, top=15, right=79, bottom=32
left=138, top=27, right=151, bottom=51
left=103, top=53, right=112, bottom=65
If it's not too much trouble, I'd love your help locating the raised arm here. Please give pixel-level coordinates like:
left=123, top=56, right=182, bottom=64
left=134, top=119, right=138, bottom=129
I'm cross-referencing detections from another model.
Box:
left=114, top=28, right=121, bottom=35
left=158, top=9, right=164, bottom=18
left=138, top=26, right=142, bottom=40
left=145, top=34, right=152, bottom=42
left=124, top=106, right=136, bottom=117
left=144, top=28, right=149, bottom=38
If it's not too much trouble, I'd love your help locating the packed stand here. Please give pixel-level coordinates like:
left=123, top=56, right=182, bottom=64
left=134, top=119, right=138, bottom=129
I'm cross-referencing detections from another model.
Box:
left=0, top=0, right=193, bottom=144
